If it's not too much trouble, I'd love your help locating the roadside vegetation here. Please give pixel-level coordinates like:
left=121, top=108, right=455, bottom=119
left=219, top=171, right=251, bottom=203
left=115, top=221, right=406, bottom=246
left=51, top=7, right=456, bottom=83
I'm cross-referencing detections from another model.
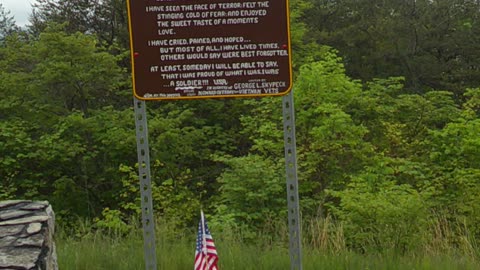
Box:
left=1, top=1, right=480, bottom=268
left=57, top=217, right=479, bottom=269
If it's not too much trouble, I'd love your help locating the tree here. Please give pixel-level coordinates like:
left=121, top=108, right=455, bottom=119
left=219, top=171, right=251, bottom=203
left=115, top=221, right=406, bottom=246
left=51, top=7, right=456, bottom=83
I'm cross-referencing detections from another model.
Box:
left=425, top=112, right=480, bottom=237
left=304, top=0, right=480, bottom=96
left=293, top=50, right=374, bottom=196
left=30, top=24, right=125, bottom=116
left=212, top=154, right=286, bottom=236
left=0, top=23, right=131, bottom=221
left=30, top=0, right=130, bottom=49
left=0, top=3, right=19, bottom=44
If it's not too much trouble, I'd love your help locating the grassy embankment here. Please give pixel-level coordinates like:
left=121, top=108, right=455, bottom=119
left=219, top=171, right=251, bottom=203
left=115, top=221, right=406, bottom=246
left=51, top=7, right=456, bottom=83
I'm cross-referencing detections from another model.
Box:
left=56, top=217, right=480, bottom=270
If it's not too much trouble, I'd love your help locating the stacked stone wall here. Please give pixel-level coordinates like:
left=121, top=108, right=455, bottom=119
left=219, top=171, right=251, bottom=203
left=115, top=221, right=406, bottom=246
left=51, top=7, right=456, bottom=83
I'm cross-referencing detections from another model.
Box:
left=0, top=200, right=57, bottom=270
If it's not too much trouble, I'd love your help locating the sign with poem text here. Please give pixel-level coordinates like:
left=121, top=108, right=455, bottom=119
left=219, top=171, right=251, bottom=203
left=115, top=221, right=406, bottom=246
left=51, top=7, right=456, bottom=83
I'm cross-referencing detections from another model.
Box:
left=127, top=0, right=292, bottom=100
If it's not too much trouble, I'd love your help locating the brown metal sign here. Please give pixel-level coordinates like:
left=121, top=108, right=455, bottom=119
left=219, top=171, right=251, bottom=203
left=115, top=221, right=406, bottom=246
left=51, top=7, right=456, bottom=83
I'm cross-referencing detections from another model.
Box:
left=127, top=0, right=292, bottom=100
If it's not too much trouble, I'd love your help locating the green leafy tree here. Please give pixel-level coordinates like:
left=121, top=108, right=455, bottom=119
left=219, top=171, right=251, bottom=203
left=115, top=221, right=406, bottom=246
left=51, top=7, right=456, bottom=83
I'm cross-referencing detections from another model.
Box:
left=425, top=93, right=480, bottom=236
left=28, top=108, right=136, bottom=220
left=288, top=0, right=326, bottom=69
left=233, top=50, right=374, bottom=220
left=31, top=24, right=125, bottom=116
left=30, top=0, right=130, bottom=49
left=0, top=26, right=132, bottom=220
left=293, top=50, right=374, bottom=210
left=304, top=0, right=480, bottom=95
left=212, top=154, right=286, bottom=237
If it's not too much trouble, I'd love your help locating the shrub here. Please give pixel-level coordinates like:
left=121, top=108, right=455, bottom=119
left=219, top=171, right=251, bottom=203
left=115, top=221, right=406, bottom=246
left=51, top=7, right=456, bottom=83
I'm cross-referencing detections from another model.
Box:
left=327, top=176, right=429, bottom=253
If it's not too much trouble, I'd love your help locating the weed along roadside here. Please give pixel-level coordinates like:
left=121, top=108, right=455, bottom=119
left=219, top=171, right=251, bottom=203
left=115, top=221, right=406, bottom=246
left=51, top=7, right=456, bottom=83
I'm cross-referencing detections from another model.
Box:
left=55, top=216, right=480, bottom=269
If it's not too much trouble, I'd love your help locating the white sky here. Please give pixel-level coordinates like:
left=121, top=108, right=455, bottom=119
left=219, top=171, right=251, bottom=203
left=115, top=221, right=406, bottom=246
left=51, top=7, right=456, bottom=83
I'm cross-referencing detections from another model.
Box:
left=1, top=0, right=38, bottom=27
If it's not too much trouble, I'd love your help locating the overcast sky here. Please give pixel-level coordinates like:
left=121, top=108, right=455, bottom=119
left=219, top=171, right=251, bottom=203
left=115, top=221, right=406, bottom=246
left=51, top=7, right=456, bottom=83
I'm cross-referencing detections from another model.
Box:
left=2, top=0, right=38, bottom=27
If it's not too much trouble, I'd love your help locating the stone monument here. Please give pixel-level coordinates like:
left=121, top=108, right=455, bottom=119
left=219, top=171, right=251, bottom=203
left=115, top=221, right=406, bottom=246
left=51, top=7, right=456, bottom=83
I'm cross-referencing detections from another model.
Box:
left=0, top=200, right=58, bottom=270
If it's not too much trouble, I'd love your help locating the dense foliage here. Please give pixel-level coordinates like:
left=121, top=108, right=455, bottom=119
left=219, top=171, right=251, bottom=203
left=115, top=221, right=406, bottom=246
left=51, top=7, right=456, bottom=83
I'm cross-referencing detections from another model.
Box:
left=1, top=0, right=479, bottom=253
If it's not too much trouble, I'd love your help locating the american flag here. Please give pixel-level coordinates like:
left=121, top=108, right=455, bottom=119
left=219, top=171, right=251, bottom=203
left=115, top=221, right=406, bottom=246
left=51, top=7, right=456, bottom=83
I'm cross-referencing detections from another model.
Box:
left=194, top=211, right=219, bottom=270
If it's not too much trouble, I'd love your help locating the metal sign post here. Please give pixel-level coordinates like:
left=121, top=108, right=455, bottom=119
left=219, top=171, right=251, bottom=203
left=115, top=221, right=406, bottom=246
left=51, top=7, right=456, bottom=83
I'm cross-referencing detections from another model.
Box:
left=283, top=91, right=303, bottom=270
left=133, top=97, right=157, bottom=270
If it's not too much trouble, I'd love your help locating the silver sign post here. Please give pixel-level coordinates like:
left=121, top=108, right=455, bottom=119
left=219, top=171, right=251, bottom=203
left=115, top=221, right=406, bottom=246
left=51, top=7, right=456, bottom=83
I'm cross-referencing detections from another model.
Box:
left=133, top=97, right=157, bottom=270
left=282, top=91, right=303, bottom=270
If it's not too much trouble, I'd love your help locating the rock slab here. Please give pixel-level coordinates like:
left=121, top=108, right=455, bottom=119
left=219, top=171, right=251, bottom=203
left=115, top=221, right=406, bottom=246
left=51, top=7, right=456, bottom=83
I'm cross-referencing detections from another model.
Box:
left=0, top=200, right=58, bottom=270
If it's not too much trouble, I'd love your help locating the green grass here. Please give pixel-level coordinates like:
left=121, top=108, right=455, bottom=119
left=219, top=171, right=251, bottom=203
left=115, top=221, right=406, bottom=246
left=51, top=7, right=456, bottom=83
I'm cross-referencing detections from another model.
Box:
left=56, top=215, right=480, bottom=269
left=56, top=228, right=480, bottom=270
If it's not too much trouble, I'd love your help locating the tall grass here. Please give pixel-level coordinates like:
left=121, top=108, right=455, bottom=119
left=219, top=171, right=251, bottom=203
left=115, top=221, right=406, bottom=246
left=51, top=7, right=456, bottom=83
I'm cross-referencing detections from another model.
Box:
left=56, top=215, right=480, bottom=269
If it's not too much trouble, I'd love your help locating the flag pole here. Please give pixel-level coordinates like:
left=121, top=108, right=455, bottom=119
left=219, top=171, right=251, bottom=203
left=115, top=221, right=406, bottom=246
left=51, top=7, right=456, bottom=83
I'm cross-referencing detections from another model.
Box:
left=201, top=210, right=207, bottom=256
